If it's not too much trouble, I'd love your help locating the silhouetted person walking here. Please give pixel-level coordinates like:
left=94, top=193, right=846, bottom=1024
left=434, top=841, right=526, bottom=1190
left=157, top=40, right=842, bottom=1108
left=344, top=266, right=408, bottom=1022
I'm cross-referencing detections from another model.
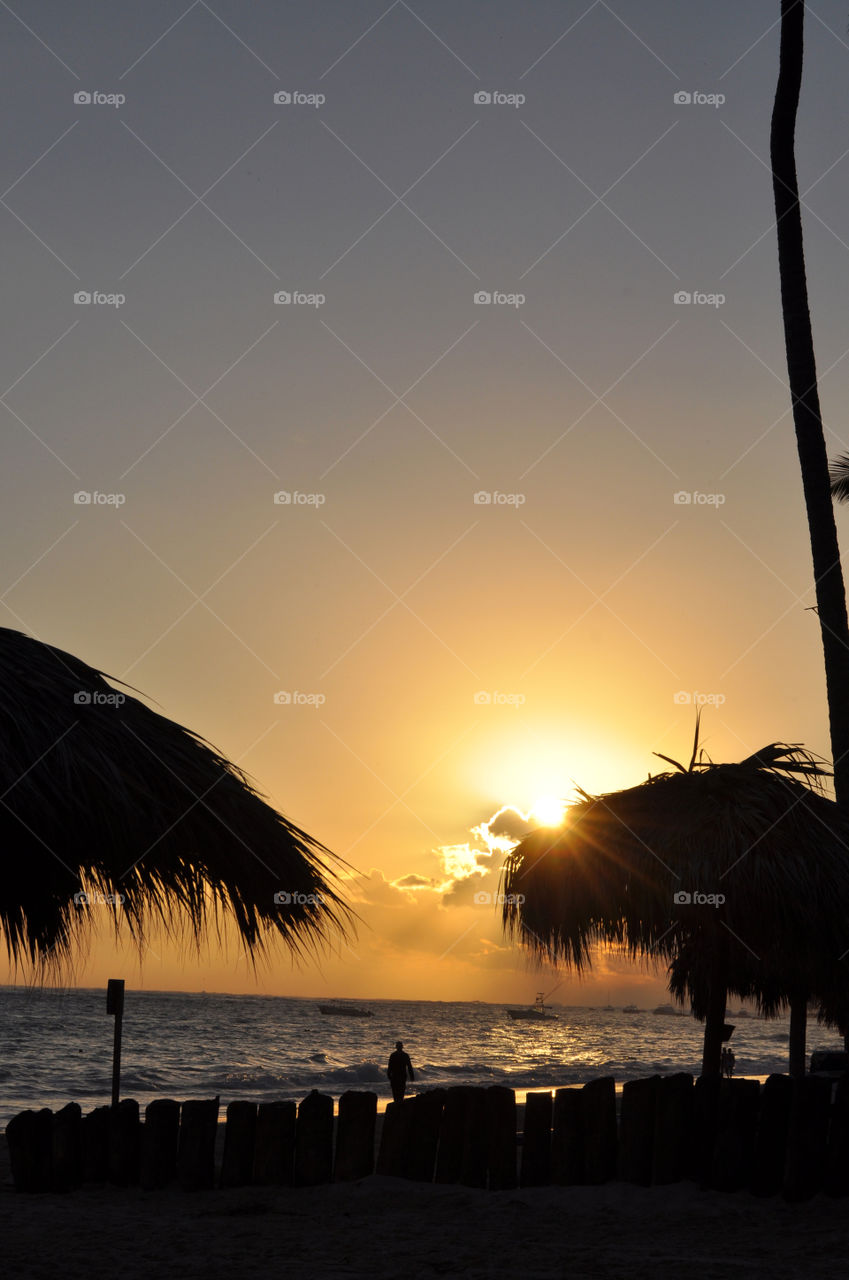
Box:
left=387, top=1040, right=415, bottom=1103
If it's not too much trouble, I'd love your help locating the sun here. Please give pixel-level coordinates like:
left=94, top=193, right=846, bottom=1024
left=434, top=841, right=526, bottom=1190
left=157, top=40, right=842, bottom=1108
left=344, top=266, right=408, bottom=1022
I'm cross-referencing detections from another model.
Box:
left=531, top=794, right=567, bottom=828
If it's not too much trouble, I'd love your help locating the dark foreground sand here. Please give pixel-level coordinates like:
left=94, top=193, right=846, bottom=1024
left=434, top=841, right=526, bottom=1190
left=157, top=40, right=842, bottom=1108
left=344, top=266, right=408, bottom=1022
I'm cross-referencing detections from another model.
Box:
left=3, top=1138, right=849, bottom=1280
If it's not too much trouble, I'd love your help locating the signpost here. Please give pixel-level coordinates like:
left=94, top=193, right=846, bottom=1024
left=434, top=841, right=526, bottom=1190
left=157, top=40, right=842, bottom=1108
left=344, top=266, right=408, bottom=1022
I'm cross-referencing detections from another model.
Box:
left=106, top=978, right=125, bottom=1107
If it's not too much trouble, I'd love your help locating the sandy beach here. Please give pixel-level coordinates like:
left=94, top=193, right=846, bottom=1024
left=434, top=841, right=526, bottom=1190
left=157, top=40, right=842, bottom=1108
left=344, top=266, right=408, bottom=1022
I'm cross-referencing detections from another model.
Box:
left=3, top=1131, right=849, bottom=1280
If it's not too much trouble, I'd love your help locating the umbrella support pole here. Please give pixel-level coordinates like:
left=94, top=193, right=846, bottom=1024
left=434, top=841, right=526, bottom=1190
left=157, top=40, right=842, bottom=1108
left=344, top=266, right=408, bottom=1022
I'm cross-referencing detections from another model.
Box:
left=701, top=979, right=727, bottom=1078
left=788, top=992, right=807, bottom=1077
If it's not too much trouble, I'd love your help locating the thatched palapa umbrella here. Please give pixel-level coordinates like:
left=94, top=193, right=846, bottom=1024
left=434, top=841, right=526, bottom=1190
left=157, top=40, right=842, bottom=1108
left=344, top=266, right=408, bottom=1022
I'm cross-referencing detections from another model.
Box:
left=0, top=628, right=351, bottom=968
left=500, top=737, right=849, bottom=1076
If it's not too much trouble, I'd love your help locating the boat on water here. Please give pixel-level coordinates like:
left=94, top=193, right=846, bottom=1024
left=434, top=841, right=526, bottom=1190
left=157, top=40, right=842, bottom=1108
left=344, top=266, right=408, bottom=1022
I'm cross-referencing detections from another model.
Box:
left=653, top=1003, right=679, bottom=1016
left=319, top=1004, right=373, bottom=1018
left=622, top=1004, right=640, bottom=1013
left=507, top=993, right=557, bottom=1021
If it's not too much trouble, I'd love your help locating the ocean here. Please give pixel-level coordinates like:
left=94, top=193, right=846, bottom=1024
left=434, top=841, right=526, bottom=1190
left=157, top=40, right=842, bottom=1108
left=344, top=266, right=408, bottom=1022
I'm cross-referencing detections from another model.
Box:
left=0, top=986, right=834, bottom=1126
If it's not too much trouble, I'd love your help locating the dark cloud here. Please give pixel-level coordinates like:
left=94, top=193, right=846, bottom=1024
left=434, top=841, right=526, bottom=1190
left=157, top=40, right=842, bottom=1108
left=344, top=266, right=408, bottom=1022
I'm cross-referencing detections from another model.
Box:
left=485, top=808, right=533, bottom=840
left=395, top=873, right=433, bottom=888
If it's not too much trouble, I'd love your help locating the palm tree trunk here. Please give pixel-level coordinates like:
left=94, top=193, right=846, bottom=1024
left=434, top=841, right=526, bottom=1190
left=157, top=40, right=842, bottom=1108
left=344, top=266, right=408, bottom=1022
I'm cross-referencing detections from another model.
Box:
left=788, top=993, right=808, bottom=1077
left=772, top=0, right=849, bottom=1072
left=701, top=971, right=728, bottom=1078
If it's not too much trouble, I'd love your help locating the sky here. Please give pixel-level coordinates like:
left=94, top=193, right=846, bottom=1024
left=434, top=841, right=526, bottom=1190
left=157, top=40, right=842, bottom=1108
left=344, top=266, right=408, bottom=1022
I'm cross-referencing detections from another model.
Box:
left=3, top=0, right=849, bottom=1004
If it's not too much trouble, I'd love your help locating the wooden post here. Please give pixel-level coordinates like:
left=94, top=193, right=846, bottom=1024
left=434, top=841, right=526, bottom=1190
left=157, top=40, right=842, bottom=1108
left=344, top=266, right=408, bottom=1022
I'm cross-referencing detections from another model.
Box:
left=652, top=1073, right=693, bottom=1185
left=405, top=1090, right=446, bottom=1182
left=709, top=1078, right=760, bottom=1192
left=294, top=1090, right=334, bottom=1186
left=783, top=1074, right=832, bottom=1201
left=551, top=1088, right=583, bottom=1185
left=459, top=1088, right=487, bottom=1188
left=82, top=1106, right=110, bottom=1182
left=485, top=1085, right=517, bottom=1190
left=140, top=1099, right=180, bottom=1190
left=618, top=1076, right=658, bottom=1185
left=253, top=1100, right=296, bottom=1186
left=376, top=1098, right=410, bottom=1178
left=334, top=1091, right=377, bottom=1182
left=690, top=1074, right=721, bottom=1185
left=435, top=1086, right=472, bottom=1184
left=106, top=979, right=124, bottom=1108
left=824, top=1074, right=849, bottom=1197
left=177, top=1097, right=219, bottom=1190
left=108, top=1097, right=140, bottom=1186
left=750, top=1074, right=793, bottom=1197
left=52, top=1102, right=83, bottom=1191
left=5, top=1108, right=53, bottom=1192
left=582, top=1077, right=617, bottom=1184
left=520, top=1091, right=552, bottom=1187
left=220, top=1101, right=258, bottom=1188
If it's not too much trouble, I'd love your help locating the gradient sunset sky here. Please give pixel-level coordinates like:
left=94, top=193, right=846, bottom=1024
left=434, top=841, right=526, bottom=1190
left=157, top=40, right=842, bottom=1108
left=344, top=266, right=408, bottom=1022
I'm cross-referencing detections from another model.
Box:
left=4, top=1, right=849, bottom=1003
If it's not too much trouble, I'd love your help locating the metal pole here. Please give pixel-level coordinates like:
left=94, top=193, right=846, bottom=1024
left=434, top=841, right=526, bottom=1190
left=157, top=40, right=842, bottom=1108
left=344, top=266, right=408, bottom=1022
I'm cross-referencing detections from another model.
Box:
left=106, top=979, right=125, bottom=1107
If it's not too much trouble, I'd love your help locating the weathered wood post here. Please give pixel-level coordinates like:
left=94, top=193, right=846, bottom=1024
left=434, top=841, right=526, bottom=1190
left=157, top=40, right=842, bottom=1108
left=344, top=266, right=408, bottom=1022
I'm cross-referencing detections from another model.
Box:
left=709, top=1078, right=760, bottom=1193
left=551, top=1088, right=583, bottom=1185
left=520, top=1091, right=552, bottom=1187
left=618, top=1076, right=658, bottom=1185
left=220, top=1101, right=258, bottom=1188
left=652, top=1073, right=693, bottom=1185
left=294, top=1090, right=334, bottom=1186
left=435, top=1086, right=471, bottom=1184
left=582, top=1077, right=617, bottom=1184
left=783, top=1074, right=832, bottom=1202
left=824, top=1074, right=849, bottom=1197
left=82, top=1105, right=110, bottom=1182
left=5, top=1108, right=53, bottom=1192
left=750, top=1074, right=793, bottom=1197
left=140, top=1099, right=180, bottom=1190
left=485, top=1085, right=517, bottom=1190
left=106, top=978, right=124, bottom=1108
left=376, top=1098, right=410, bottom=1178
left=459, top=1088, right=487, bottom=1188
left=690, top=1074, right=721, bottom=1185
left=52, top=1102, right=83, bottom=1191
left=108, top=1097, right=140, bottom=1186
left=177, top=1097, right=219, bottom=1190
left=405, top=1090, right=446, bottom=1182
left=253, top=1100, right=296, bottom=1185
left=334, top=1090, right=377, bottom=1182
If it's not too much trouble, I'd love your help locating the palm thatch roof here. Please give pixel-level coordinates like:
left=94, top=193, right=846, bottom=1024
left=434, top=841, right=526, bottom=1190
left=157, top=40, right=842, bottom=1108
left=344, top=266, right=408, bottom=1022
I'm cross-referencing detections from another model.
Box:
left=0, top=628, right=352, bottom=969
left=500, top=741, right=849, bottom=1018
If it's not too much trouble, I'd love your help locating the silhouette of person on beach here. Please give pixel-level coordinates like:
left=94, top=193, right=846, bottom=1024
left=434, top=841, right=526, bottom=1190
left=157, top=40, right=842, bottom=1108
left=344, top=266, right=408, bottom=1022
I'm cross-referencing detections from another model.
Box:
left=387, top=1040, right=415, bottom=1103
left=721, top=1046, right=735, bottom=1078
